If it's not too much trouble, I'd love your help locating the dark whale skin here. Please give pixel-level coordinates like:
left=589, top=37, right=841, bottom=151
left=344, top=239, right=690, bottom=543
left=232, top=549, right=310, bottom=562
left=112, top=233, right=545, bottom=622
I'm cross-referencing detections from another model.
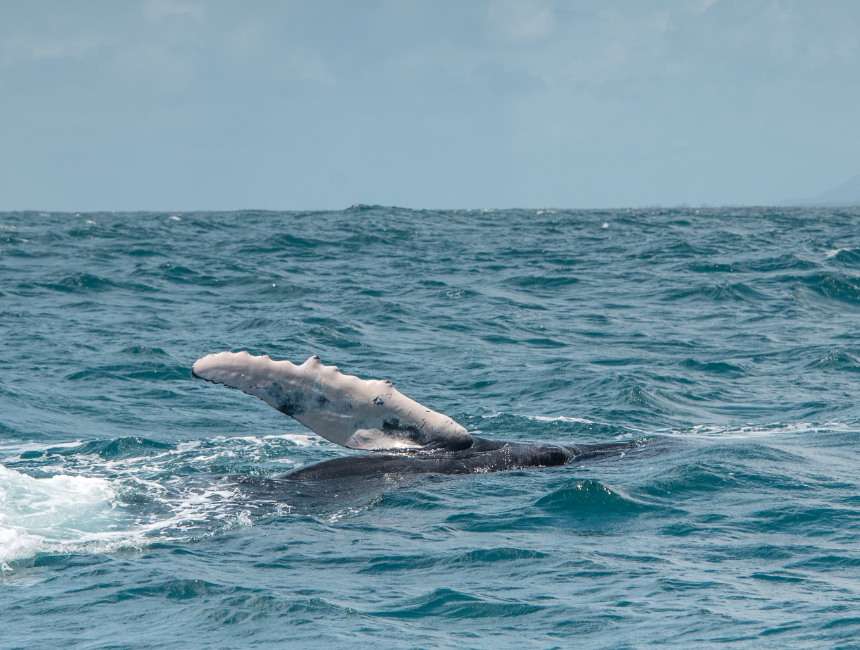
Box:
left=285, top=437, right=637, bottom=481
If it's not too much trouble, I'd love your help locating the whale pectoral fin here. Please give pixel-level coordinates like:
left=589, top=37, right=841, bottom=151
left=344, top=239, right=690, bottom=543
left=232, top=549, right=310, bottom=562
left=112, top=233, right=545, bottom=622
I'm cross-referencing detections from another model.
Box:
left=192, top=351, right=473, bottom=452
left=345, top=428, right=424, bottom=450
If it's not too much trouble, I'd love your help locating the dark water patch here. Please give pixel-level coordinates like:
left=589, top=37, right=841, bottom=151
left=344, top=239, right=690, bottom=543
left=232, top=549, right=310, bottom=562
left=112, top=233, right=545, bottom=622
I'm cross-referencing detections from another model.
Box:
left=663, top=282, right=768, bottom=303
left=26, top=436, right=174, bottom=460
left=119, top=345, right=170, bottom=357
left=359, top=553, right=438, bottom=573
left=535, top=479, right=669, bottom=519
left=379, top=490, right=446, bottom=511
left=271, top=232, right=326, bottom=247
left=447, top=547, right=548, bottom=565
left=638, top=239, right=718, bottom=260
left=656, top=576, right=722, bottom=592
left=443, top=510, right=554, bottom=532
left=523, top=336, right=567, bottom=348
left=480, top=334, right=519, bottom=346
left=687, top=261, right=736, bottom=273
left=687, top=254, right=816, bottom=274
left=786, top=555, right=860, bottom=571
left=543, top=256, right=580, bottom=267
left=819, top=616, right=860, bottom=631
left=643, top=458, right=810, bottom=498
left=205, top=593, right=291, bottom=625
left=370, top=588, right=543, bottom=619
left=359, top=548, right=546, bottom=575
left=739, top=254, right=818, bottom=273
left=704, top=543, right=812, bottom=562
left=693, top=441, right=807, bottom=464
left=828, top=248, right=860, bottom=267
left=639, top=462, right=740, bottom=497
left=594, top=374, right=682, bottom=422
left=680, top=358, right=746, bottom=376
left=742, top=505, right=859, bottom=536
left=36, top=273, right=157, bottom=294
left=749, top=570, right=806, bottom=583
left=343, top=228, right=414, bottom=247
left=126, top=248, right=167, bottom=258
left=96, top=578, right=241, bottom=603
left=235, top=233, right=330, bottom=256
left=806, top=349, right=860, bottom=373
left=591, top=357, right=643, bottom=367
left=150, top=263, right=223, bottom=286
left=228, top=316, right=278, bottom=332
left=759, top=622, right=807, bottom=638
left=789, top=272, right=860, bottom=305
left=505, top=275, right=579, bottom=290
left=659, top=521, right=704, bottom=537
left=0, top=421, right=19, bottom=436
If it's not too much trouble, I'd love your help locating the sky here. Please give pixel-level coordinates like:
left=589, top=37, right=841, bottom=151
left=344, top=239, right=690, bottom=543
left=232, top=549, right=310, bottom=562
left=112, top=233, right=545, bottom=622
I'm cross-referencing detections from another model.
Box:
left=1, top=0, right=859, bottom=210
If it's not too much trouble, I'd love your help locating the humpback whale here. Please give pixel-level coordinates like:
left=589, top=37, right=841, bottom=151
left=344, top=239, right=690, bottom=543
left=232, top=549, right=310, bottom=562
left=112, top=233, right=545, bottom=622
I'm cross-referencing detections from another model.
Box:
left=192, top=352, right=637, bottom=480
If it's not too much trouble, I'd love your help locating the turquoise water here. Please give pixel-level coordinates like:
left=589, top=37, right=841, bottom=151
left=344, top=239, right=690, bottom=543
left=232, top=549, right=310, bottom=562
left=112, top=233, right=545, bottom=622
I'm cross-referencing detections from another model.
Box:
left=1, top=207, right=859, bottom=648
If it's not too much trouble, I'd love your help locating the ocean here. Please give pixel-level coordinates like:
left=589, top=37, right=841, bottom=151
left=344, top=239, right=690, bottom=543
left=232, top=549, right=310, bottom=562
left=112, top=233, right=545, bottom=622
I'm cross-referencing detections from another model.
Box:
left=1, top=207, right=858, bottom=648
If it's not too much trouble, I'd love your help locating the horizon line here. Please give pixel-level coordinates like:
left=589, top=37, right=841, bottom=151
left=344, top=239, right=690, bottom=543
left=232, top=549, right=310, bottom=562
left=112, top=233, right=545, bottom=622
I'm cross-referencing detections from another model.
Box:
left=2, top=202, right=860, bottom=214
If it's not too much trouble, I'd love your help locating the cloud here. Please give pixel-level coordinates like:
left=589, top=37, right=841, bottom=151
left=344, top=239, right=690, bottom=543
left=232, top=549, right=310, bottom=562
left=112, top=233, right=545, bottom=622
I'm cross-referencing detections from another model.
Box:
left=143, top=0, right=205, bottom=22
left=486, top=0, right=555, bottom=42
left=0, top=34, right=101, bottom=66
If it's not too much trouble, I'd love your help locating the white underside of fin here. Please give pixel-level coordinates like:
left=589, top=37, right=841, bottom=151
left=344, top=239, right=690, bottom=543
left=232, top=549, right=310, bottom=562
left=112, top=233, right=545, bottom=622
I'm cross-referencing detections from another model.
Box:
left=192, top=351, right=471, bottom=452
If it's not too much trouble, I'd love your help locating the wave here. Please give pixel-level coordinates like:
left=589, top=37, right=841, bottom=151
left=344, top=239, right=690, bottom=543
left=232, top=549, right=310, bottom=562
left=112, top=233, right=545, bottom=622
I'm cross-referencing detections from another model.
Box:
left=788, top=271, right=860, bottom=305
left=663, top=281, right=768, bottom=302
left=826, top=247, right=860, bottom=267
left=680, top=358, right=746, bottom=376
left=370, top=587, right=544, bottom=619
left=535, top=479, right=667, bottom=519
left=359, top=547, right=548, bottom=574
left=505, top=275, right=579, bottom=289
left=34, top=273, right=157, bottom=294
left=806, top=349, right=860, bottom=373
left=639, top=461, right=805, bottom=499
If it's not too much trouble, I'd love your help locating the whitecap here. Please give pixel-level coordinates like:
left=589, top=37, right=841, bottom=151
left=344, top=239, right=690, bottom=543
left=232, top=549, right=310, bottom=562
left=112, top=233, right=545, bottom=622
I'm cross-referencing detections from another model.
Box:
left=660, top=421, right=856, bottom=440
left=0, top=463, right=119, bottom=565
left=528, top=415, right=596, bottom=424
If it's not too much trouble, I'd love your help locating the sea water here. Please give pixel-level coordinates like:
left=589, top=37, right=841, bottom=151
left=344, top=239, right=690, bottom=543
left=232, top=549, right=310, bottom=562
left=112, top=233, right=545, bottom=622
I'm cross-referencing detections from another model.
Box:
left=1, top=207, right=858, bottom=648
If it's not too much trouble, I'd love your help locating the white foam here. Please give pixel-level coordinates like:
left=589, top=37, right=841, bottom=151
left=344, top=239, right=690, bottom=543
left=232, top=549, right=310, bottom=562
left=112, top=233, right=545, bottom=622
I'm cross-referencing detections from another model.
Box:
left=0, top=464, right=119, bottom=565
left=264, top=433, right=319, bottom=447
left=660, top=421, right=856, bottom=440
left=529, top=415, right=596, bottom=424
left=0, top=431, right=349, bottom=567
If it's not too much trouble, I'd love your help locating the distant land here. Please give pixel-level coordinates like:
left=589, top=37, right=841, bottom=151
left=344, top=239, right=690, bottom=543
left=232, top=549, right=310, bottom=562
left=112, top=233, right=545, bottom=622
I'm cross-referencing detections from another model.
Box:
left=787, top=173, right=860, bottom=206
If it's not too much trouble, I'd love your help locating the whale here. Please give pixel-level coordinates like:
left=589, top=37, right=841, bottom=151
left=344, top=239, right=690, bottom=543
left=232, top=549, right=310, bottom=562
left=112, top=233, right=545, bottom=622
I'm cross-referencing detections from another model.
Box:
left=192, top=351, right=639, bottom=480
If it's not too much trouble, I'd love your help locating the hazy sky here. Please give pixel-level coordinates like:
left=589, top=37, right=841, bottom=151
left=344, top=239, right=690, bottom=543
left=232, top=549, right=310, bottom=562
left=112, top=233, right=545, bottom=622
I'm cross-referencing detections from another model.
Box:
left=1, top=0, right=858, bottom=210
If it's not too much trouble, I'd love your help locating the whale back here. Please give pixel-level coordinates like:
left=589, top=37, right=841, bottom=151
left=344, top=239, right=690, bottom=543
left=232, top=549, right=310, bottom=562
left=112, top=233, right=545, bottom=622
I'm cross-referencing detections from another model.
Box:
left=192, top=351, right=472, bottom=451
